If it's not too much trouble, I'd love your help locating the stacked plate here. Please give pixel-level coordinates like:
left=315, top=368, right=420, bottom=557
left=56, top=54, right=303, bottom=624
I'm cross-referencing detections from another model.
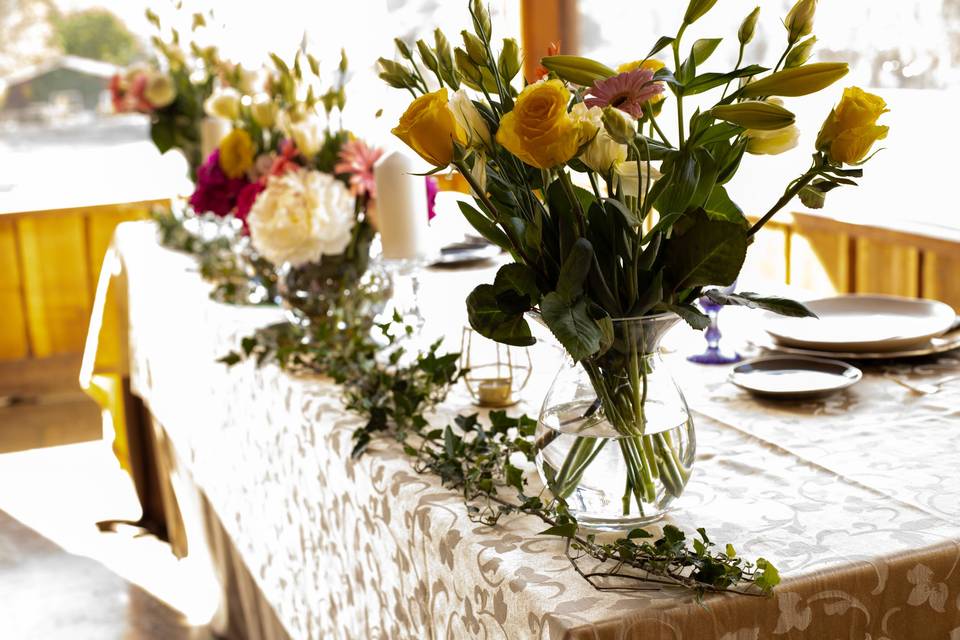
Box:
left=755, top=294, right=960, bottom=360
left=732, top=295, right=959, bottom=399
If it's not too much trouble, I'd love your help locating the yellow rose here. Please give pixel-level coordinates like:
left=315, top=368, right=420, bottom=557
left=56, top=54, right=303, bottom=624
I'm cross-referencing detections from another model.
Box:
left=816, top=86, right=889, bottom=164
left=392, top=88, right=467, bottom=167
left=616, top=59, right=666, bottom=105
left=218, top=129, right=255, bottom=179
left=496, top=80, right=595, bottom=169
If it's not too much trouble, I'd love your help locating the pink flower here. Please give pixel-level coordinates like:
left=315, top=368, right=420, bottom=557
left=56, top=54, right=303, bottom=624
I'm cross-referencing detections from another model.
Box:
left=189, top=150, right=249, bottom=216
left=268, top=140, right=299, bottom=178
left=585, top=69, right=664, bottom=118
left=334, top=139, right=383, bottom=199
left=426, top=176, right=438, bottom=221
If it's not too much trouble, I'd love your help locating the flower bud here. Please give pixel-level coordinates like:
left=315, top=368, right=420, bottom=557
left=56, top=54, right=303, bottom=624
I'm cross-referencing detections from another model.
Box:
left=739, top=62, right=848, bottom=98
left=394, top=38, right=412, bottom=60
left=461, top=30, right=487, bottom=65
left=204, top=87, right=241, bottom=120
left=738, top=7, right=760, bottom=46
left=711, top=101, right=796, bottom=130
left=471, top=0, right=492, bottom=38
left=785, top=0, right=817, bottom=44
left=684, top=0, right=719, bottom=25
left=539, top=55, right=615, bottom=86
left=338, top=48, right=348, bottom=73
left=785, top=36, right=816, bottom=68
left=250, top=93, right=277, bottom=128
left=602, top=106, right=635, bottom=145
left=498, top=38, right=521, bottom=81
left=144, top=71, right=176, bottom=108
left=417, top=40, right=439, bottom=73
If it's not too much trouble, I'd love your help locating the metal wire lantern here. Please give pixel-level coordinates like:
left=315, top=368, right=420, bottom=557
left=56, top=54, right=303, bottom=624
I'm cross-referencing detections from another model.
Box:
left=460, top=326, right=533, bottom=407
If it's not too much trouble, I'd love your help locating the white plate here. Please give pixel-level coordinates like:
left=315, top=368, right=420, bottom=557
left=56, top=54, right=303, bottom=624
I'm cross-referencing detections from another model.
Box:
left=749, top=327, right=960, bottom=360
left=764, top=295, right=956, bottom=353
left=729, top=355, right=862, bottom=399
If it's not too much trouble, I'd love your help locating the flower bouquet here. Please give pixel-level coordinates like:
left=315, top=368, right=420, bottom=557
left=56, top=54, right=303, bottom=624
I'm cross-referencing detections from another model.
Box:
left=382, top=0, right=887, bottom=527
left=190, top=49, right=384, bottom=324
left=111, top=10, right=247, bottom=181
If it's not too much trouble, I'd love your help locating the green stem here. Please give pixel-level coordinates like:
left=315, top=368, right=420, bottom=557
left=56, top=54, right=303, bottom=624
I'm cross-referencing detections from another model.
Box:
left=747, top=163, right=820, bottom=237
left=672, top=24, right=688, bottom=146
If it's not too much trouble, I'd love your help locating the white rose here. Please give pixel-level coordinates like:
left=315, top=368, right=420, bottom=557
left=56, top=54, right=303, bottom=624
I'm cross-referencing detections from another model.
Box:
left=144, top=71, right=176, bottom=108
left=614, top=161, right=662, bottom=199
left=204, top=87, right=241, bottom=121
left=745, top=124, right=801, bottom=155
left=448, top=89, right=491, bottom=149
left=250, top=93, right=278, bottom=129
left=285, top=113, right=323, bottom=158
left=247, top=168, right=357, bottom=267
left=573, top=103, right=629, bottom=175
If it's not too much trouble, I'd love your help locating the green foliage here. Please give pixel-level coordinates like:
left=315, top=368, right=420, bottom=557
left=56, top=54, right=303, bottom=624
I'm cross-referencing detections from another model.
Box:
left=53, top=9, right=142, bottom=65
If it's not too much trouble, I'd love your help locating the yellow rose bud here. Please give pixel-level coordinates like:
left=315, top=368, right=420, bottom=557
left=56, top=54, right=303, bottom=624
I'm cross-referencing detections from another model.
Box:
left=392, top=88, right=467, bottom=167
left=740, top=62, right=848, bottom=98
left=785, top=0, right=817, bottom=44
left=218, top=129, right=254, bottom=178
left=496, top=80, right=596, bottom=169
left=711, top=101, right=796, bottom=130
left=816, top=86, right=889, bottom=164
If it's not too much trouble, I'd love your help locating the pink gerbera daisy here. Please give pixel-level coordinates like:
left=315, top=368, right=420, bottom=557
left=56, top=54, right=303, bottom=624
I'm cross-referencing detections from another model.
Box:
left=335, top=139, right=384, bottom=199
left=585, top=68, right=664, bottom=118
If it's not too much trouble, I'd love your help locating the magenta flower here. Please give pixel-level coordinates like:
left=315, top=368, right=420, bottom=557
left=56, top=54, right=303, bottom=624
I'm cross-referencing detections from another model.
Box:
left=189, top=150, right=248, bottom=216
left=585, top=68, right=664, bottom=118
left=426, top=176, right=438, bottom=221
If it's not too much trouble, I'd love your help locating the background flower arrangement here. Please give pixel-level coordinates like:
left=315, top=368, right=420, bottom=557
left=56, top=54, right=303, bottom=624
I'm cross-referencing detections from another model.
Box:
left=381, top=0, right=888, bottom=524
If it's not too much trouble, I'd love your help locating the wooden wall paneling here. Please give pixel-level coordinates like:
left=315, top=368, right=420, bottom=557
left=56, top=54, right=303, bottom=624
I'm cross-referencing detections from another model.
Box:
left=921, top=251, right=960, bottom=311
left=854, top=237, right=919, bottom=298
left=0, top=218, right=30, bottom=359
left=740, top=223, right=789, bottom=290
left=789, top=222, right=850, bottom=295
left=16, top=211, right=93, bottom=357
left=520, top=0, right=578, bottom=81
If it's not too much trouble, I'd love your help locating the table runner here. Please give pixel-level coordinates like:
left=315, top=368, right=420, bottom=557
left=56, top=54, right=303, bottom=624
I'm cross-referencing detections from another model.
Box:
left=91, top=221, right=960, bottom=639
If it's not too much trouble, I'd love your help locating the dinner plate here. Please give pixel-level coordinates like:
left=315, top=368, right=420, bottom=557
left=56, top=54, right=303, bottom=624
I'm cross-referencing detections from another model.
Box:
left=431, top=240, right=501, bottom=266
left=763, top=295, right=956, bottom=353
left=748, top=325, right=960, bottom=360
left=729, top=355, right=862, bottom=399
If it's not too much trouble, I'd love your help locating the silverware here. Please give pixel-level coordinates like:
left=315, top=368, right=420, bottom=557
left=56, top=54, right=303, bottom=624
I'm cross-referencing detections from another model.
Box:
left=886, top=374, right=960, bottom=395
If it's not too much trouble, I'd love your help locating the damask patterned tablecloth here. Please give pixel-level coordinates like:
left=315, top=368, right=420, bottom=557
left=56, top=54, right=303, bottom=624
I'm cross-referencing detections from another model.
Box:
left=113, top=222, right=960, bottom=640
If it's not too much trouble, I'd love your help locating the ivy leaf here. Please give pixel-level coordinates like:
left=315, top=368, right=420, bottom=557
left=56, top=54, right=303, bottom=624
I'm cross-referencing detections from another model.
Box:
left=539, top=522, right=578, bottom=537
left=505, top=462, right=524, bottom=493
left=755, top=558, right=781, bottom=591
left=540, top=293, right=604, bottom=362
left=704, top=290, right=817, bottom=318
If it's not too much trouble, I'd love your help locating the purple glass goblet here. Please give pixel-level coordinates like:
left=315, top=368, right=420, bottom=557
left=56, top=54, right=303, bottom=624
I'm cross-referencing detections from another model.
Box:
left=687, top=284, right=743, bottom=365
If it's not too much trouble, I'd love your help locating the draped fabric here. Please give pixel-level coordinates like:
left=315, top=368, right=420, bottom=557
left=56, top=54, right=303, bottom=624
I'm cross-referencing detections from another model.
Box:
left=84, top=221, right=960, bottom=639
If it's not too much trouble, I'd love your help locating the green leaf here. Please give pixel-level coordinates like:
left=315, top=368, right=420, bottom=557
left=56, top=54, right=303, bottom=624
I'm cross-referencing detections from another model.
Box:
left=656, top=152, right=700, bottom=215
left=691, top=38, right=722, bottom=66
left=540, top=293, right=604, bottom=362
left=604, top=198, right=639, bottom=228
left=555, top=238, right=594, bottom=303
left=666, top=303, right=710, bottom=330
left=505, top=462, right=524, bottom=492
left=704, top=290, right=817, bottom=318
left=704, top=185, right=747, bottom=225
left=627, top=528, right=653, bottom=539
left=494, top=263, right=541, bottom=306
left=457, top=201, right=512, bottom=251
left=641, top=212, right=683, bottom=244
left=684, top=65, right=767, bottom=95
left=755, top=557, right=781, bottom=591
left=467, top=284, right=536, bottom=347
left=663, top=209, right=748, bottom=290
left=539, top=522, right=578, bottom=537
left=691, top=122, right=743, bottom=148
left=150, top=119, right=175, bottom=153
left=646, top=36, right=675, bottom=59
left=217, top=352, right=242, bottom=366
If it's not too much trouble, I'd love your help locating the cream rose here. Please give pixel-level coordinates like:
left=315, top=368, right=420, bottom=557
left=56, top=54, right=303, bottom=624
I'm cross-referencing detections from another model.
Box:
left=285, top=113, right=324, bottom=158
left=247, top=168, right=357, bottom=267
left=573, top=103, right=628, bottom=174
left=144, top=71, right=176, bottom=108
left=614, top=161, right=662, bottom=199
left=448, top=89, right=491, bottom=149
left=204, top=87, right=241, bottom=121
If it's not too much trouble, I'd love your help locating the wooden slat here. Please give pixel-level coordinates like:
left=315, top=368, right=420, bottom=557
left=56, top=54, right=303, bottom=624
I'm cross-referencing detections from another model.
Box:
left=922, top=251, right=960, bottom=311
left=0, top=219, right=29, bottom=359
left=790, top=224, right=850, bottom=295
left=16, top=212, right=92, bottom=358
left=520, top=0, right=577, bottom=81
left=855, top=237, right=919, bottom=298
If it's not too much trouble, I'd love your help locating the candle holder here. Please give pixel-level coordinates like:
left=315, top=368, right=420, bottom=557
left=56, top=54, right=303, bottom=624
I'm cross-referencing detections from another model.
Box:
left=460, top=327, right=533, bottom=408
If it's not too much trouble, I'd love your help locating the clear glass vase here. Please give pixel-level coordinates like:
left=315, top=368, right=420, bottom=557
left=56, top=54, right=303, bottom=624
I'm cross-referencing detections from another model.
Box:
left=277, top=228, right=389, bottom=329
left=535, top=313, right=695, bottom=531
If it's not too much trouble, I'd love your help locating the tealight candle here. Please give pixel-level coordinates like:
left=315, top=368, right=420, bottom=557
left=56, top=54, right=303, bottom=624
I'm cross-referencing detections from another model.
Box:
left=477, top=378, right=513, bottom=407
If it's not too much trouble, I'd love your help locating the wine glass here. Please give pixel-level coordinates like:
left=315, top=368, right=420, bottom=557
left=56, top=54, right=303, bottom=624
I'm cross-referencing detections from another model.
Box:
left=687, top=282, right=742, bottom=365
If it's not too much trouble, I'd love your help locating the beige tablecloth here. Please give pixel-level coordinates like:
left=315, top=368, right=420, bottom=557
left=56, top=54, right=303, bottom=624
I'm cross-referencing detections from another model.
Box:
left=95, top=221, right=960, bottom=639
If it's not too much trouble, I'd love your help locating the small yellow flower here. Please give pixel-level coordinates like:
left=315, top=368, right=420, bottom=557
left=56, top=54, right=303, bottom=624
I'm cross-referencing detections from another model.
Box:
left=392, top=88, right=467, bottom=167
left=218, top=129, right=255, bottom=178
left=496, top=80, right=595, bottom=169
left=616, top=59, right=666, bottom=105
left=816, top=86, right=889, bottom=164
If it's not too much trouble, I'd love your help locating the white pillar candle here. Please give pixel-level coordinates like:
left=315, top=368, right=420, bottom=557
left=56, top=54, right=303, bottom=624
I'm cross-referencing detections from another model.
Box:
left=373, top=150, right=431, bottom=261
left=200, top=116, right=231, bottom=162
